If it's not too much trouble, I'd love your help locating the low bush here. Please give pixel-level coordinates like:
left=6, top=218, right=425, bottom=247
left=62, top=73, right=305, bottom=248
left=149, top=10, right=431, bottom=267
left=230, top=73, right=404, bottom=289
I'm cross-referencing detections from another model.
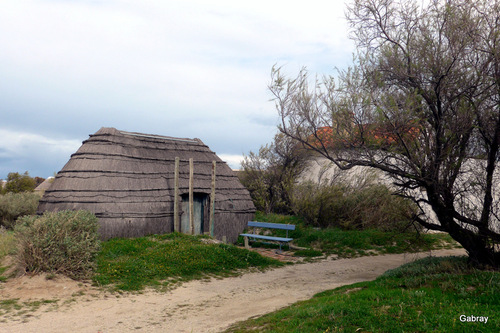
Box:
left=0, top=192, right=40, bottom=229
left=14, top=210, right=101, bottom=280
left=292, top=181, right=417, bottom=232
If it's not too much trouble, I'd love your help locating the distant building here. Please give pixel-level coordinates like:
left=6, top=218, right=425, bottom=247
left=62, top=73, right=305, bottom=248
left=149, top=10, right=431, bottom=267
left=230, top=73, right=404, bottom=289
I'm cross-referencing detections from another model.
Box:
left=34, top=177, right=54, bottom=194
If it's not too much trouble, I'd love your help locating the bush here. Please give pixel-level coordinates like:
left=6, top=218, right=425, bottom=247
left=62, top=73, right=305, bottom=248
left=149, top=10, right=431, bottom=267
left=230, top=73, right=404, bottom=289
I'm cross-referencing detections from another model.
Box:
left=2, top=172, right=36, bottom=194
left=0, top=192, right=41, bottom=229
left=15, top=210, right=101, bottom=280
left=292, top=181, right=418, bottom=232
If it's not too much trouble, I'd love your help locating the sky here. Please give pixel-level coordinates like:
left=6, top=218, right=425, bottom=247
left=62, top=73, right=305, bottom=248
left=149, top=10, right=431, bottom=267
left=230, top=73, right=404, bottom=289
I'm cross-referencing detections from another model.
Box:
left=0, top=0, right=354, bottom=179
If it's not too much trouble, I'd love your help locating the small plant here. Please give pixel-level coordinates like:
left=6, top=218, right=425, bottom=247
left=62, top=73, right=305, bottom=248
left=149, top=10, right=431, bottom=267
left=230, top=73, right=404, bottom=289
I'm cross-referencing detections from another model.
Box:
left=14, top=210, right=101, bottom=280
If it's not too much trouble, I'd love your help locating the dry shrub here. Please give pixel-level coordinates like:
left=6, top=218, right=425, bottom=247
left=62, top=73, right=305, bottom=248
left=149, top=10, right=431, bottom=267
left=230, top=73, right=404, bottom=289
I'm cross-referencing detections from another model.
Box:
left=0, top=192, right=40, bottom=229
left=15, top=210, right=101, bottom=280
left=292, top=181, right=417, bottom=232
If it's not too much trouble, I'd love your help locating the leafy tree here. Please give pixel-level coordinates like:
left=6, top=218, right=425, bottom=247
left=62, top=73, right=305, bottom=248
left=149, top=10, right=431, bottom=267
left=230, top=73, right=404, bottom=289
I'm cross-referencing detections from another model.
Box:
left=3, top=172, right=36, bottom=194
left=271, top=0, right=500, bottom=267
left=240, top=133, right=308, bottom=214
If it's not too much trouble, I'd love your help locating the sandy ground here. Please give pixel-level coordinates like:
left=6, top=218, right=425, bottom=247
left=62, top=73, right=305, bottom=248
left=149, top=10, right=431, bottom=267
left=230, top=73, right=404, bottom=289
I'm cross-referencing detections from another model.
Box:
left=0, top=248, right=465, bottom=333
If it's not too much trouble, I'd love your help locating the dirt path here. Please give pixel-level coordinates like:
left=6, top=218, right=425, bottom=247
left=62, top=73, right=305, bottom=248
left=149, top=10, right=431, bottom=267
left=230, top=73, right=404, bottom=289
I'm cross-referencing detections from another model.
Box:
left=0, top=249, right=465, bottom=333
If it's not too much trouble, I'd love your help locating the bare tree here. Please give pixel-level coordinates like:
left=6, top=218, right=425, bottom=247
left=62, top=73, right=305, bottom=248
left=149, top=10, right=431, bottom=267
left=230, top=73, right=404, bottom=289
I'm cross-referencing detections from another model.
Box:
left=271, top=0, right=500, bottom=267
left=240, top=133, right=308, bottom=214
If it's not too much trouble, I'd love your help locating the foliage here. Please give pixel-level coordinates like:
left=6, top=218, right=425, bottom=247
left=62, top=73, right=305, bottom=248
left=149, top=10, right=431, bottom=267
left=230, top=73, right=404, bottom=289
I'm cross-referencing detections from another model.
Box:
left=14, top=210, right=101, bottom=280
left=93, top=232, right=283, bottom=291
left=226, top=256, right=499, bottom=332
left=271, top=0, right=500, bottom=267
left=0, top=192, right=41, bottom=229
left=240, top=133, right=308, bottom=214
left=0, top=228, right=16, bottom=259
left=292, top=180, right=417, bottom=232
left=250, top=212, right=459, bottom=258
left=0, top=228, right=16, bottom=282
left=1, top=172, right=36, bottom=194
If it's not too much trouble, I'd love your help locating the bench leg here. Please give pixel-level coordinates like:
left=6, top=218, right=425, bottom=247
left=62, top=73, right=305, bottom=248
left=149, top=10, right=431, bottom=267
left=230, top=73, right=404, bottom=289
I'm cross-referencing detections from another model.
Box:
left=244, top=236, right=249, bottom=249
left=275, top=242, right=282, bottom=254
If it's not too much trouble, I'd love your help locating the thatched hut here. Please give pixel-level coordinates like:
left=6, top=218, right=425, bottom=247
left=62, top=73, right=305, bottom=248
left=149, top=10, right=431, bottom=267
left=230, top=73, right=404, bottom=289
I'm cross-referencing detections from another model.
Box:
left=38, top=127, right=255, bottom=241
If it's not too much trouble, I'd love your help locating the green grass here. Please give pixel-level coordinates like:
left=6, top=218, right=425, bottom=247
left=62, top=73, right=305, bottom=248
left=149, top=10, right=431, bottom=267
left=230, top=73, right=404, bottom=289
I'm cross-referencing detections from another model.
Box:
left=0, top=229, right=16, bottom=281
left=0, top=229, right=16, bottom=258
left=247, top=212, right=459, bottom=258
left=0, top=298, right=59, bottom=320
left=92, top=232, right=284, bottom=291
left=226, top=256, right=499, bottom=332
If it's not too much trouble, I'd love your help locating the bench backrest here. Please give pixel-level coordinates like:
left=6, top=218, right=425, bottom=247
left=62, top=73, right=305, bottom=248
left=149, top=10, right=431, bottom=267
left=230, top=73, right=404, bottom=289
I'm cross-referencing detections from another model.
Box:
left=248, top=221, right=296, bottom=231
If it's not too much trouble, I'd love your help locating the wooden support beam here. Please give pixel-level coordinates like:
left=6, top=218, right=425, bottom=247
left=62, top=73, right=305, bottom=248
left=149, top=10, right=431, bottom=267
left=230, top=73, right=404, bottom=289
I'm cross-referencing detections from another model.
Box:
left=210, top=160, right=216, bottom=237
left=189, top=158, right=194, bottom=235
left=174, top=157, right=180, bottom=232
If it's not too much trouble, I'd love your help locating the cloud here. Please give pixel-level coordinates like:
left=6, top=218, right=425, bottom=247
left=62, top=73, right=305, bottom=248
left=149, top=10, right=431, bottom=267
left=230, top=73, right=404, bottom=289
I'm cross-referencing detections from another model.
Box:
left=0, top=129, right=81, bottom=178
left=0, top=0, right=355, bottom=177
left=218, top=154, right=244, bottom=170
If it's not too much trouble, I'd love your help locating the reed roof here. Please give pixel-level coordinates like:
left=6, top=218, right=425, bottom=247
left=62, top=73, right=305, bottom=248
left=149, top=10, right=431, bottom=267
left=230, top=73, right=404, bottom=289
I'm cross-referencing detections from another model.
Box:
left=39, top=127, right=255, bottom=222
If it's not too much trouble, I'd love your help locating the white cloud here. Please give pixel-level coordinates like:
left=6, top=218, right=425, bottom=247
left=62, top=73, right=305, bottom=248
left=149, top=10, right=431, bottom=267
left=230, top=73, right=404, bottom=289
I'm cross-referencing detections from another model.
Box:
left=0, top=128, right=81, bottom=178
left=0, top=129, right=81, bottom=157
left=218, top=154, right=244, bottom=170
left=0, top=0, right=355, bottom=177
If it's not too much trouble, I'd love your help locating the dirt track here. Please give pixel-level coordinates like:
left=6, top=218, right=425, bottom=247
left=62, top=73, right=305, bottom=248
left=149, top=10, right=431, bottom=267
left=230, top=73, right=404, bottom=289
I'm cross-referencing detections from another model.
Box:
left=0, top=248, right=465, bottom=333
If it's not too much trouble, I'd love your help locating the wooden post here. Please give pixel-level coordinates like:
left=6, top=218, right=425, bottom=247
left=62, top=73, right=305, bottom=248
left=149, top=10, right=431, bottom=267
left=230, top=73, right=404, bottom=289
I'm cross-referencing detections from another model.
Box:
left=209, top=160, right=216, bottom=237
left=174, top=157, right=180, bottom=232
left=189, top=158, right=194, bottom=235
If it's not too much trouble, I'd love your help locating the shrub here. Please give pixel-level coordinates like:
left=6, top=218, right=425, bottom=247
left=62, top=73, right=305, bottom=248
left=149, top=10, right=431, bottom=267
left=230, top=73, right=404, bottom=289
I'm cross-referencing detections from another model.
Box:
left=0, top=192, right=41, bottom=229
left=292, top=181, right=418, bottom=232
left=14, top=210, right=101, bottom=280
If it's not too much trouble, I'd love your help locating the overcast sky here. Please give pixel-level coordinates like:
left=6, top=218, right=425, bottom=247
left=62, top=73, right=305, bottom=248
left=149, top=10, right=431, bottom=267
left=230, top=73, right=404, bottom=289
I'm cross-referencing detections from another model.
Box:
left=0, top=0, right=354, bottom=179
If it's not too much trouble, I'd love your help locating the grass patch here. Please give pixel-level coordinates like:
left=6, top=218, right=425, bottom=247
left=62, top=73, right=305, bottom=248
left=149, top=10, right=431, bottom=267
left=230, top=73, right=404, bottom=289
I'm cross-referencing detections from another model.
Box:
left=0, top=229, right=16, bottom=258
left=0, top=298, right=59, bottom=320
left=226, top=256, right=499, bottom=332
left=293, top=249, right=323, bottom=258
left=93, top=232, right=283, bottom=291
left=0, top=229, right=16, bottom=281
left=248, top=212, right=460, bottom=258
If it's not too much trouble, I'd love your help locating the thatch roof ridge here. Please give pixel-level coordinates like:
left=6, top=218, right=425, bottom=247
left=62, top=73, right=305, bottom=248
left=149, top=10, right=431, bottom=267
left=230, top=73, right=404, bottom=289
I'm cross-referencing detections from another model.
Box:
left=90, top=127, right=203, bottom=145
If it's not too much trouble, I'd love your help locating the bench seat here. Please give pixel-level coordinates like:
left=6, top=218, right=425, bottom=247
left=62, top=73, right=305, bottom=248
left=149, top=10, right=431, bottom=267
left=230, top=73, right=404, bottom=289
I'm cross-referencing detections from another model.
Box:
left=239, top=233, right=293, bottom=243
left=240, top=221, right=295, bottom=252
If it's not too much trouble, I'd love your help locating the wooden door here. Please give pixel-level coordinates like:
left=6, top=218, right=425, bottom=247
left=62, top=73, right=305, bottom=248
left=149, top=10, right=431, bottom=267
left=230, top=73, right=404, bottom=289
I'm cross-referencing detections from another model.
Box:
left=180, top=193, right=207, bottom=235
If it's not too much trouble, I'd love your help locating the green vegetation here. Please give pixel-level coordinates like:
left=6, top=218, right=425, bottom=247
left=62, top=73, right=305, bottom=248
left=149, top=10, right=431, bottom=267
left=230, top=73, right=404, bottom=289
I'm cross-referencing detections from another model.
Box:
left=0, top=229, right=16, bottom=281
left=0, top=229, right=16, bottom=259
left=1, top=172, right=37, bottom=194
left=0, top=192, right=40, bottom=229
left=246, top=212, right=459, bottom=258
left=0, top=298, right=59, bottom=321
left=292, top=181, right=417, bottom=232
left=15, top=210, right=101, bottom=280
left=93, top=232, right=283, bottom=291
left=226, top=256, right=499, bottom=332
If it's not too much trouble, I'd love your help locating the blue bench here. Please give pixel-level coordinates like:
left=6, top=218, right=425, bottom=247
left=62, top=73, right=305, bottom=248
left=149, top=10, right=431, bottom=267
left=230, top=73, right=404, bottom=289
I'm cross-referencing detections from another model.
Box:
left=240, top=221, right=295, bottom=252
